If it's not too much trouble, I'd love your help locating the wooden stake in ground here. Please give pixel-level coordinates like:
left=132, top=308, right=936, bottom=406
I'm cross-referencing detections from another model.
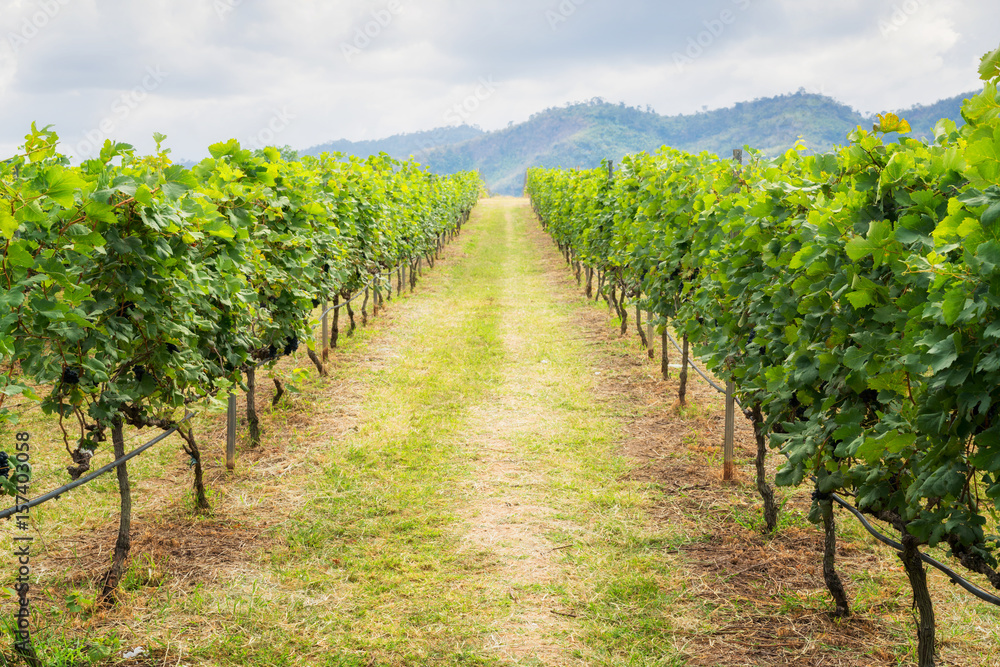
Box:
left=226, top=392, right=237, bottom=471
left=322, top=298, right=329, bottom=362
left=723, top=380, right=735, bottom=481
left=646, top=311, right=654, bottom=360
left=320, top=299, right=330, bottom=361
left=661, top=327, right=669, bottom=380
left=332, top=295, right=340, bottom=349
left=679, top=335, right=689, bottom=405
left=247, top=366, right=261, bottom=446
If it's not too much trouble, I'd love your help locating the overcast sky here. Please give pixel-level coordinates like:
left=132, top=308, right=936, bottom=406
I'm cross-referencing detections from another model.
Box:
left=0, top=0, right=996, bottom=161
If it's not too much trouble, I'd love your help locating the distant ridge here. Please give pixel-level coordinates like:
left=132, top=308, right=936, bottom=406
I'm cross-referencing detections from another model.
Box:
left=300, top=90, right=973, bottom=196
left=302, top=125, right=484, bottom=160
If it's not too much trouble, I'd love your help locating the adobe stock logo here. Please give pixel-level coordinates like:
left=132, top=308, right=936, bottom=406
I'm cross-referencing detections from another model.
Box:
left=443, top=77, right=498, bottom=126
left=546, top=0, right=588, bottom=31
left=878, top=0, right=923, bottom=37
left=75, top=66, right=168, bottom=157
left=341, top=1, right=406, bottom=63
left=213, top=0, right=243, bottom=21
left=245, top=108, right=296, bottom=151
left=672, top=0, right=752, bottom=73
left=6, top=0, right=72, bottom=54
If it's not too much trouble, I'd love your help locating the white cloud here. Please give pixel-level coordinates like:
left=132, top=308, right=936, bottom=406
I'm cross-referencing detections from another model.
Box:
left=0, top=0, right=996, bottom=160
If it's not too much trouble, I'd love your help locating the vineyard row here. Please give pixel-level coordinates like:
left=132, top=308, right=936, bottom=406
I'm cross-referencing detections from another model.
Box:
left=525, top=44, right=1000, bottom=666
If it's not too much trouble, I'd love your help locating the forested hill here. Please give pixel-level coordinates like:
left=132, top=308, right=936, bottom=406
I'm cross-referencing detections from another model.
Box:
left=302, top=125, right=485, bottom=161
left=303, top=91, right=972, bottom=195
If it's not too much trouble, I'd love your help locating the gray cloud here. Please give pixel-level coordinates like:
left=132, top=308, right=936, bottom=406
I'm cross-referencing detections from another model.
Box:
left=0, top=0, right=996, bottom=160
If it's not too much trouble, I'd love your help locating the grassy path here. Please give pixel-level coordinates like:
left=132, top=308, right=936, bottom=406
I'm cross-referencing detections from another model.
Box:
left=23, top=197, right=1000, bottom=666
left=227, top=196, right=673, bottom=666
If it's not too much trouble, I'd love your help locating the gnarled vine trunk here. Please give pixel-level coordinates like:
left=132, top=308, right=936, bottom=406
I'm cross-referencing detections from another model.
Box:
left=99, top=417, right=130, bottom=603
left=247, top=366, right=261, bottom=447
left=819, top=494, right=850, bottom=617
left=178, top=426, right=210, bottom=513
left=751, top=403, right=778, bottom=532
left=901, top=533, right=936, bottom=667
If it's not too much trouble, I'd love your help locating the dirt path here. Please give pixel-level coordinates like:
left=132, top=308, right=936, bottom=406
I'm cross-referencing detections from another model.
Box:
left=457, top=199, right=595, bottom=664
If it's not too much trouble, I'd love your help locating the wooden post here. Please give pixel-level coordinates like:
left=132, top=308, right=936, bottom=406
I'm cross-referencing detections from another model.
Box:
left=321, top=298, right=329, bottom=362
left=646, top=311, right=654, bottom=359
left=226, top=392, right=237, bottom=471
left=661, top=327, right=669, bottom=380
left=679, top=335, right=689, bottom=405
left=332, top=294, right=340, bottom=349
left=723, top=380, right=735, bottom=481
left=247, top=367, right=260, bottom=447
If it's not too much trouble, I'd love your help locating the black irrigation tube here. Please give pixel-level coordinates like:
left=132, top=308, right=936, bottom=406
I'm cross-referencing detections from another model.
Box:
left=596, top=279, right=1000, bottom=607
left=0, top=412, right=194, bottom=521
left=319, top=280, right=371, bottom=319
left=662, top=327, right=739, bottom=404
left=0, top=234, right=460, bottom=519
left=830, top=493, right=1000, bottom=607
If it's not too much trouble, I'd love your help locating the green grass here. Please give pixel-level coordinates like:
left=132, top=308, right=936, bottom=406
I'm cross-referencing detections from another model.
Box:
left=12, top=197, right=997, bottom=666
left=0, top=198, right=684, bottom=666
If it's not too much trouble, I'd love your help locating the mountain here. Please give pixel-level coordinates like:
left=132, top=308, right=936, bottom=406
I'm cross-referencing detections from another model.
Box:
left=300, top=91, right=974, bottom=196
left=302, top=125, right=484, bottom=160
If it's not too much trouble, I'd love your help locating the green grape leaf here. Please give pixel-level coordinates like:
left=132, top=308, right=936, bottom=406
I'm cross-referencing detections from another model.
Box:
left=980, top=45, right=1000, bottom=81
left=0, top=208, right=17, bottom=240
left=941, top=288, right=966, bottom=325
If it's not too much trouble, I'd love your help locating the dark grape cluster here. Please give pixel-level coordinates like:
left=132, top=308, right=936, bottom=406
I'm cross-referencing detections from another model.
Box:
left=0, top=452, right=9, bottom=479
left=283, top=335, right=299, bottom=355
left=62, top=366, right=81, bottom=385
